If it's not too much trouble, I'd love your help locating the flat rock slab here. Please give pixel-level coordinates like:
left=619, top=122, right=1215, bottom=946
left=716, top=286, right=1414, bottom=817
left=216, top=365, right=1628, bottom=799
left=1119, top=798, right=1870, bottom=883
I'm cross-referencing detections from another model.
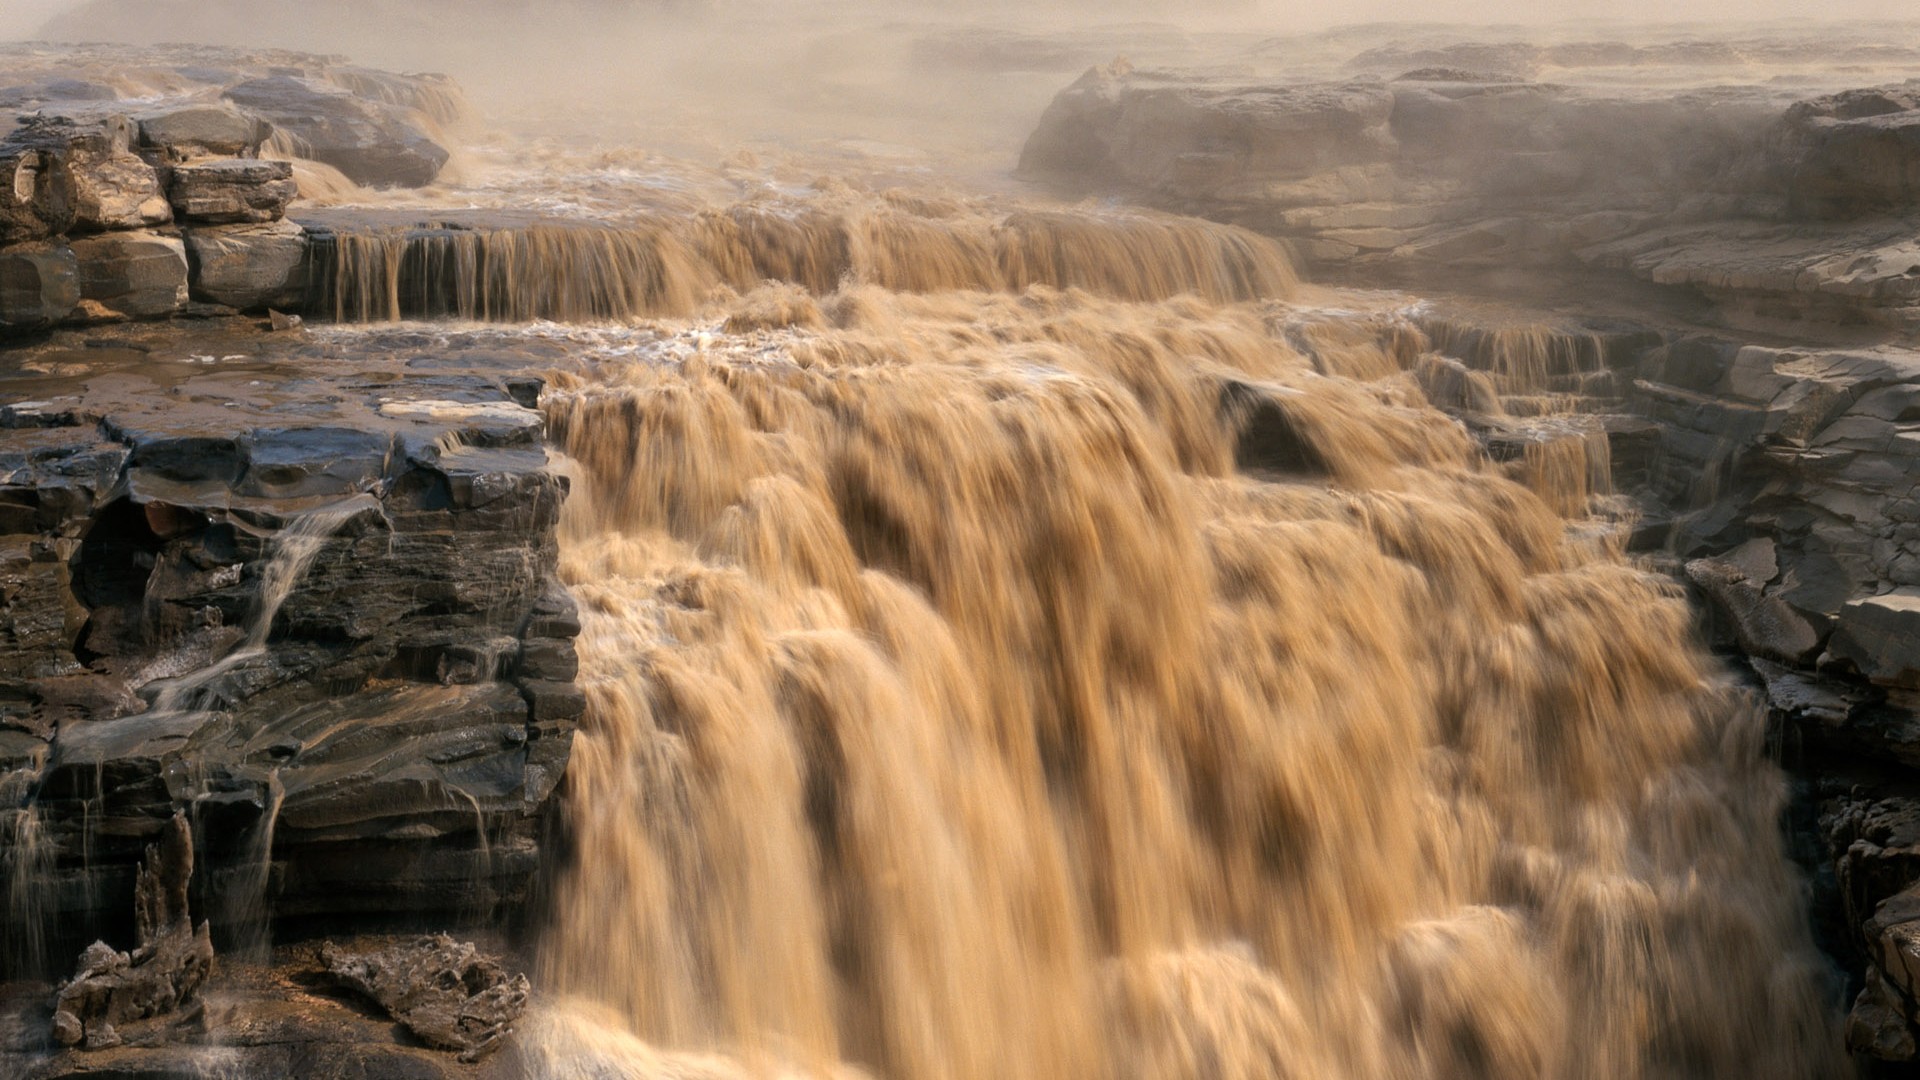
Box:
left=168, top=159, right=297, bottom=224
left=1834, top=590, right=1920, bottom=687
left=137, top=104, right=270, bottom=159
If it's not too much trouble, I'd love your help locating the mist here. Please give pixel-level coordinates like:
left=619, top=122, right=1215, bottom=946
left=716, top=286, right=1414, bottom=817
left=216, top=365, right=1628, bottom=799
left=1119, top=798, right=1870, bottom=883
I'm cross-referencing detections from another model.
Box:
left=7, top=0, right=1920, bottom=1075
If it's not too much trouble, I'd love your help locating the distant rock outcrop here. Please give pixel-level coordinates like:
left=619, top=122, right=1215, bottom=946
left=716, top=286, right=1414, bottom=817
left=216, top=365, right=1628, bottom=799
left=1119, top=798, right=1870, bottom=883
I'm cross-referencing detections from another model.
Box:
left=1019, top=63, right=1920, bottom=332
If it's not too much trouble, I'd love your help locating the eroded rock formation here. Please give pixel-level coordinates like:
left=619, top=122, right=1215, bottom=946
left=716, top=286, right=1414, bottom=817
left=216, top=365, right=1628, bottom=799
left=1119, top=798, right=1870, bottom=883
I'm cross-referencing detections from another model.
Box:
left=322, top=934, right=528, bottom=1062
left=1020, top=62, right=1920, bottom=332
left=49, top=811, right=213, bottom=1051
left=0, top=44, right=460, bottom=334
left=0, top=323, right=580, bottom=969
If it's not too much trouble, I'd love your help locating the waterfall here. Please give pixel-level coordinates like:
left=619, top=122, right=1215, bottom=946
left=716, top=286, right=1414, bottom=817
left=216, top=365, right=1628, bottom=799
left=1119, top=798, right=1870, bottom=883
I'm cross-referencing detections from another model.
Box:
left=523, top=276, right=1844, bottom=1080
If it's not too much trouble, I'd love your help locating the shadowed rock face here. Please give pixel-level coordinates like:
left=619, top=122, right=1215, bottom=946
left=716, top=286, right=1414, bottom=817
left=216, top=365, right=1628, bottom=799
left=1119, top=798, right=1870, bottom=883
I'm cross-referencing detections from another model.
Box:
left=0, top=322, right=579, bottom=975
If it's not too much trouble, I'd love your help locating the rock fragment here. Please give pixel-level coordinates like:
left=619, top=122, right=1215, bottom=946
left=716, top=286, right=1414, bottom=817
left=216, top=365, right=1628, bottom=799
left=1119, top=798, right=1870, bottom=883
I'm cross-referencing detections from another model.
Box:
left=322, top=934, right=528, bottom=1062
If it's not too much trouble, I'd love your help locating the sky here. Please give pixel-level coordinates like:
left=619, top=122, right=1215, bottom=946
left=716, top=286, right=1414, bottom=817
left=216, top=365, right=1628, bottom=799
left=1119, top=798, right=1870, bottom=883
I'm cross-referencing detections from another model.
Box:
left=6, top=0, right=1920, bottom=44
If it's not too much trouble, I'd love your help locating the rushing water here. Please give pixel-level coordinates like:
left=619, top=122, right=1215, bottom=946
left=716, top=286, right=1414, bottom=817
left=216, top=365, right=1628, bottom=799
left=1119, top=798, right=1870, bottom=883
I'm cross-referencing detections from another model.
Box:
left=442, top=211, right=1857, bottom=1078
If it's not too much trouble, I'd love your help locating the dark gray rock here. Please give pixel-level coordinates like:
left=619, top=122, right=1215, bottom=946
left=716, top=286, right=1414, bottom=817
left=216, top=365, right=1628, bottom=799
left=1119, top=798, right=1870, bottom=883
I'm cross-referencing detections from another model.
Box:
left=0, top=333, right=579, bottom=956
left=1686, top=539, right=1826, bottom=664
left=50, top=812, right=213, bottom=1050
left=182, top=220, right=308, bottom=311
left=223, top=76, right=450, bottom=189
left=68, top=231, right=187, bottom=319
left=1832, top=590, right=1920, bottom=687
left=321, top=934, right=527, bottom=1063
left=167, top=159, right=296, bottom=224
left=0, top=242, right=80, bottom=331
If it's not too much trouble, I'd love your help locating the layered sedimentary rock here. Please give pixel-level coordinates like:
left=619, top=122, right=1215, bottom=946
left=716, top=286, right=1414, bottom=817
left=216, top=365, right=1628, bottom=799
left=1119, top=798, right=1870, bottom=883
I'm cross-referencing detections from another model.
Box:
left=1335, top=306, right=1920, bottom=1064
left=0, top=44, right=462, bottom=334
left=0, top=324, right=579, bottom=978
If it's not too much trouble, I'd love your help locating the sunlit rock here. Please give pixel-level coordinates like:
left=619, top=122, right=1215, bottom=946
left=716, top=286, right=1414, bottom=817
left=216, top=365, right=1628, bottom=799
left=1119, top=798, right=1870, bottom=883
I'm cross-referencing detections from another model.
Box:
left=224, top=75, right=451, bottom=189
left=166, top=159, right=296, bottom=224
left=181, top=219, right=308, bottom=311
left=67, top=230, right=187, bottom=319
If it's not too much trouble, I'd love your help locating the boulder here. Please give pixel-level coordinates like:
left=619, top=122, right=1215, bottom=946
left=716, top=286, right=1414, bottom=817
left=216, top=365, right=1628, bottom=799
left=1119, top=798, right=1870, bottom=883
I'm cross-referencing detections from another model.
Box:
left=1849, top=968, right=1918, bottom=1061
left=68, top=148, right=170, bottom=233
left=182, top=219, right=308, bottom=310
left=1832, top=589, right=1920, bottom=687
left=0, top=242, right=80, bottom=330
left=223, top=76, right=450, bottom=189
left=137, top=103, right=270, bottom=159
left=1685, top=538, right=1826, bottom=664
left=167, top=158, right=296, bottom=224
left=2, top=112, right=170, bottom=236
left=1781, top=83, right=1920, bottom=218
left=68, top=231, right=187, bottom=319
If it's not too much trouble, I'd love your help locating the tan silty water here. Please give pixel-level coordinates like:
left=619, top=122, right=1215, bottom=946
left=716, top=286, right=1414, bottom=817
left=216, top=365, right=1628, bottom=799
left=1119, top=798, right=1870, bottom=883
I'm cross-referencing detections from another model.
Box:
left=310, top=196, right=1298, bottom=323
left=514, top=222, right=1843, bottom=1079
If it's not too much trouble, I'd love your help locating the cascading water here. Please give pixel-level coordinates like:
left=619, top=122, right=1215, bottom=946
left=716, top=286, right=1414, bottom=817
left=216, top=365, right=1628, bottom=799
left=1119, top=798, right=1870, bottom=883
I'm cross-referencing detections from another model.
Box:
left=497, top=225, right=1849, bottom=1078
left=302, top=198, right=1297, bottom=324
left=145, top=494, right=381, bottom=719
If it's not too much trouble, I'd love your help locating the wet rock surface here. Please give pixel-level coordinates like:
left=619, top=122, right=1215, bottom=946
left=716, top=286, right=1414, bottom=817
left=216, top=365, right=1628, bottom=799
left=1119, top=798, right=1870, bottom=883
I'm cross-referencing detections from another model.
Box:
left=0, top=319, right=579, bottom=968
left=49, top=812, right=212, bottom=1052
left=322, top=934, right=528, bottom=1062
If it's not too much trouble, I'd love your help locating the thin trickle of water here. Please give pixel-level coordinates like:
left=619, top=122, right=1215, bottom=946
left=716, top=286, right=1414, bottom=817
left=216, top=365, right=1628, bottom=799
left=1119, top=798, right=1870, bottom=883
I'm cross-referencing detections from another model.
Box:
left=522, top=271, right=1845, bottom=1080
left=0, top=795, right=51, bottom=980
left=145, top=494, right=380, bottom=717
left=2, top=495, right=381, bottom=984
left=215, top=769, right=284, bottom=963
